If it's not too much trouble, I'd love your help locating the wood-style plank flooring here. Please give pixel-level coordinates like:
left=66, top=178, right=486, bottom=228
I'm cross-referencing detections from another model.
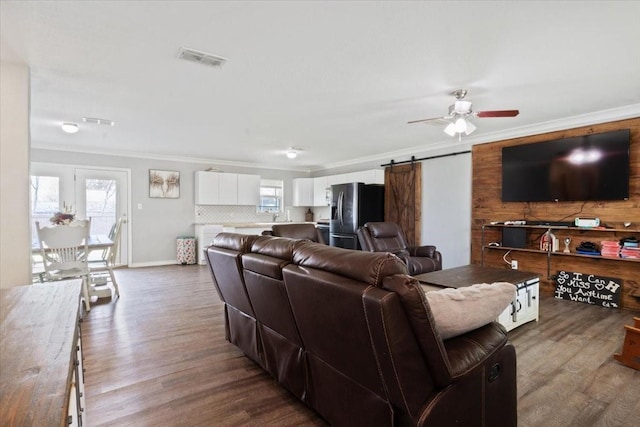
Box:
left=83, top=265, right=640, bottom=426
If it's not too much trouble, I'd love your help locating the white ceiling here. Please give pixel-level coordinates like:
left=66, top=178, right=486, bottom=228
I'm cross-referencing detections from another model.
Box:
left=2, top=1, right=639, bottom=171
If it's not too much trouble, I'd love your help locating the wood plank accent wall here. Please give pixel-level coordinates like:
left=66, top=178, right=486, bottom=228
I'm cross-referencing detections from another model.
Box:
left=384, top=163, right=422, bottom=246
left=471, top=117, right=640, bottom=311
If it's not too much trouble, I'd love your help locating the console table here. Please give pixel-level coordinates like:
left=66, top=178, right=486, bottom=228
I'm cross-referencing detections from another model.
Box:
left=415, top=265, right=540, bottom=331
left=0, top=281, right=85, bottom=426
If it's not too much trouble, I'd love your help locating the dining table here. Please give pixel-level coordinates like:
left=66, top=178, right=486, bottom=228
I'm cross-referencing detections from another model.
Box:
left=32, top=235, right=115, bottom=299
left=32, top=234, right=114, bottom=254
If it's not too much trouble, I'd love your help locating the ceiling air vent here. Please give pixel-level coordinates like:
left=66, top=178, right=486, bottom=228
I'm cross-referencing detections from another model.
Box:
left=82, top=117, right=115, bottom=126
left=177, top=47, right=227, bottom=68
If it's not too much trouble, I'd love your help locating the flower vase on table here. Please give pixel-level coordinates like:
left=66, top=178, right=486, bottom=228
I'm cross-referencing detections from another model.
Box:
left=50, top=203, right=76, bottom=225
left=50, top=212, right=75, bottom=225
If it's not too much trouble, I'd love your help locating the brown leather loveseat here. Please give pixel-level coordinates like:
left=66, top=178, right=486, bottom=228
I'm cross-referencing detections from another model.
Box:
left=205, top=233, right=516, bottom=426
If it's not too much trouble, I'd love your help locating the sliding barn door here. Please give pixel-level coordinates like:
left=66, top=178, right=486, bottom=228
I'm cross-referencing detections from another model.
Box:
left=384, top=163, right=422, bottom=246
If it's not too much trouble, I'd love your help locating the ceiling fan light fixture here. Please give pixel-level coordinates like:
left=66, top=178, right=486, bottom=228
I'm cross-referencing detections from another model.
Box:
left=464, top=120, right=477, bottom=135
left=411, top=89, right=518, bottom=139
left=454, top=100, right=472, bottom=114
left=61, top=122, right=79, bottom=133
left=444, top=122, right=457, bottom=137
left=454, top=117, right=467, bottom=133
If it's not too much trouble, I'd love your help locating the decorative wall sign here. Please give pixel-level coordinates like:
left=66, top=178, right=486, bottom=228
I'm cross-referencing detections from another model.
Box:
left=149, top=169, right=180, bottom=198
left=554, top=270, right=622, bottom=308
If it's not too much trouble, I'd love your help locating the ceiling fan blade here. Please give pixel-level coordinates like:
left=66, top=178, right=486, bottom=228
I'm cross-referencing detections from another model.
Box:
left=407, top=116, right=450, bottom=125
left=475, top=110, right=519, bottom=118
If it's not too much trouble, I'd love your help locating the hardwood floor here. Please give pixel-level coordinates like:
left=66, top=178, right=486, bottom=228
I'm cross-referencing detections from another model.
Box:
left=83, top=265, right=640, bottom=426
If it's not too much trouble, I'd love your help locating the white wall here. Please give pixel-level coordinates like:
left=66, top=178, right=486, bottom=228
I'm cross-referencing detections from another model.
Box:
left=421, top=152, right=472, bottom=269
left=29, top=148, right=474, bottom=268
left=0, top=61, right=31, bottom=287
left=30, top=149, right=308, bottom=266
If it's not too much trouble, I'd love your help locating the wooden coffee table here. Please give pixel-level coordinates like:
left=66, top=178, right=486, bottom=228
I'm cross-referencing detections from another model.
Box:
left=414, top=264, right=540, bottom=331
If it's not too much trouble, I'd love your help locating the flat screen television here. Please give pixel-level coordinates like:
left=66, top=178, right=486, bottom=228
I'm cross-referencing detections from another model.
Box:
left=501, top=129, right=630, bottom=202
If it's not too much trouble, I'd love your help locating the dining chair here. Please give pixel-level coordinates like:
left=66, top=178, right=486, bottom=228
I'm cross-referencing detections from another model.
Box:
left=92, top=219, right=117, bottom=262
left=89, top=217, right=123, bottom=298
left=36, top=219, right=92, bottom=311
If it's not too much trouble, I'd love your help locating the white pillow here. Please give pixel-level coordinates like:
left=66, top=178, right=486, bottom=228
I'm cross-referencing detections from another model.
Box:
left=423, top=282, right=516, bottom=340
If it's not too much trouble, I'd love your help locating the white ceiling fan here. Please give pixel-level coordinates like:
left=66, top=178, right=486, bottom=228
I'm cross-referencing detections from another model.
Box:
left=408, top=89, right=519, bottom=140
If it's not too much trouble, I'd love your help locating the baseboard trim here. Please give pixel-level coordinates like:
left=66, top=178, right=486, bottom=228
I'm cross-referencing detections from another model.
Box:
left=128, top=260, right=182, bottom=268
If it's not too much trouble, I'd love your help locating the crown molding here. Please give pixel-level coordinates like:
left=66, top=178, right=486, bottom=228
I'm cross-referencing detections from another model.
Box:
left=467, top=103, right=640, bottom=147
left=32, top=105, right=639, bottom=173
left=29, top=143, right=313, bottom=173
left=315, top=104, right=640, bottom=171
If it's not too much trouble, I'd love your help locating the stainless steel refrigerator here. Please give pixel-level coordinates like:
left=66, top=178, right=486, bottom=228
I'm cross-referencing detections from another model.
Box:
left=329, top=183, right=385, bottom=249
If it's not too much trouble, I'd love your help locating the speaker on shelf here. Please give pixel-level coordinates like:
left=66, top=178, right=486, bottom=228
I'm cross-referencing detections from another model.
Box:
left=502, top=227, right=527, bottom=248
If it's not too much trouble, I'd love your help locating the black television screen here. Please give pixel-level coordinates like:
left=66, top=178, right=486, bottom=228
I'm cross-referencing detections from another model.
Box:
left=501, top=129, right=630, bottom=202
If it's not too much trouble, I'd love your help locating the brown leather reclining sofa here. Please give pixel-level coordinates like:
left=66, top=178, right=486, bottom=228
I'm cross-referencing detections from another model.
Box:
left=205, top=233, right=516, bottom=426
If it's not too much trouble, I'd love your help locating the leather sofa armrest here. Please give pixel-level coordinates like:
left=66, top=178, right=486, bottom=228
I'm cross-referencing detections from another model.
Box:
left=409, top=245, right=436, bottom=258
left=442, top=322, right=509, bottom=379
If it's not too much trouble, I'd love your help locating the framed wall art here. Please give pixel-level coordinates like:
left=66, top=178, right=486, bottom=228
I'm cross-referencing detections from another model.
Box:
left=149, top=169, right=180, bottom=198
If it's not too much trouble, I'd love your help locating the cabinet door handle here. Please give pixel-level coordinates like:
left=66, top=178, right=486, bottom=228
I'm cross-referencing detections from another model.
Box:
left=511, top=300, right=522, bottom=322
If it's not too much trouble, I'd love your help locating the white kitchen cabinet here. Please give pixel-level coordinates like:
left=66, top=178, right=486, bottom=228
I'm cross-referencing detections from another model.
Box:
left=237, top=173, right=260, bottom=205
left=315, top=170, right=384, bottom=206
left=219, top=173, right=238, bottom=205
left=292, top=178, right=314, bottom=206
left=327, top=174, right=348, bottom=186
left=196, top=224, right=224, bottom=265
left=347, top=169, right=385, bottom=184
left=350, top=171, right=369, bottom=183
left=313, top=176, right=330, bottom=206
left=195, top=171, right=260, bottom=205
left=195, top=171, right=221, bottom=205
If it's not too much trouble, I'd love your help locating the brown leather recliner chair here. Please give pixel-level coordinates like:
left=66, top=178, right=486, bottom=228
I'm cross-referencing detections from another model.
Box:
left=357, top=221, right=442, bottom=274
left=264, top=223, right=326, bottom=244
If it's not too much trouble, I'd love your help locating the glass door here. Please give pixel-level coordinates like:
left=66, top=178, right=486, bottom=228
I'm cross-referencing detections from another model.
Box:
left=30, top=164, right=74, bottom=248
left=30, top=163, right=129, bottom=267
left=75, top=168, right=128, bottom=265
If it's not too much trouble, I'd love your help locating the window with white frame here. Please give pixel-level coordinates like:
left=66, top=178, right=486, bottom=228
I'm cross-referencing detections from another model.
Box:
left=258, top=179, right=283, bottom=213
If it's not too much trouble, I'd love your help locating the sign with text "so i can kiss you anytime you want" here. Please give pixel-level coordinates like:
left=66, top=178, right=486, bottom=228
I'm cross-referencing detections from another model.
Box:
left=554, top=270, right=622, bottom=308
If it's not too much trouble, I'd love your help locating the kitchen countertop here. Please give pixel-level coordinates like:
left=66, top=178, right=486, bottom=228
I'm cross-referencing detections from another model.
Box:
left=196, top=221, right=317, bottom=228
